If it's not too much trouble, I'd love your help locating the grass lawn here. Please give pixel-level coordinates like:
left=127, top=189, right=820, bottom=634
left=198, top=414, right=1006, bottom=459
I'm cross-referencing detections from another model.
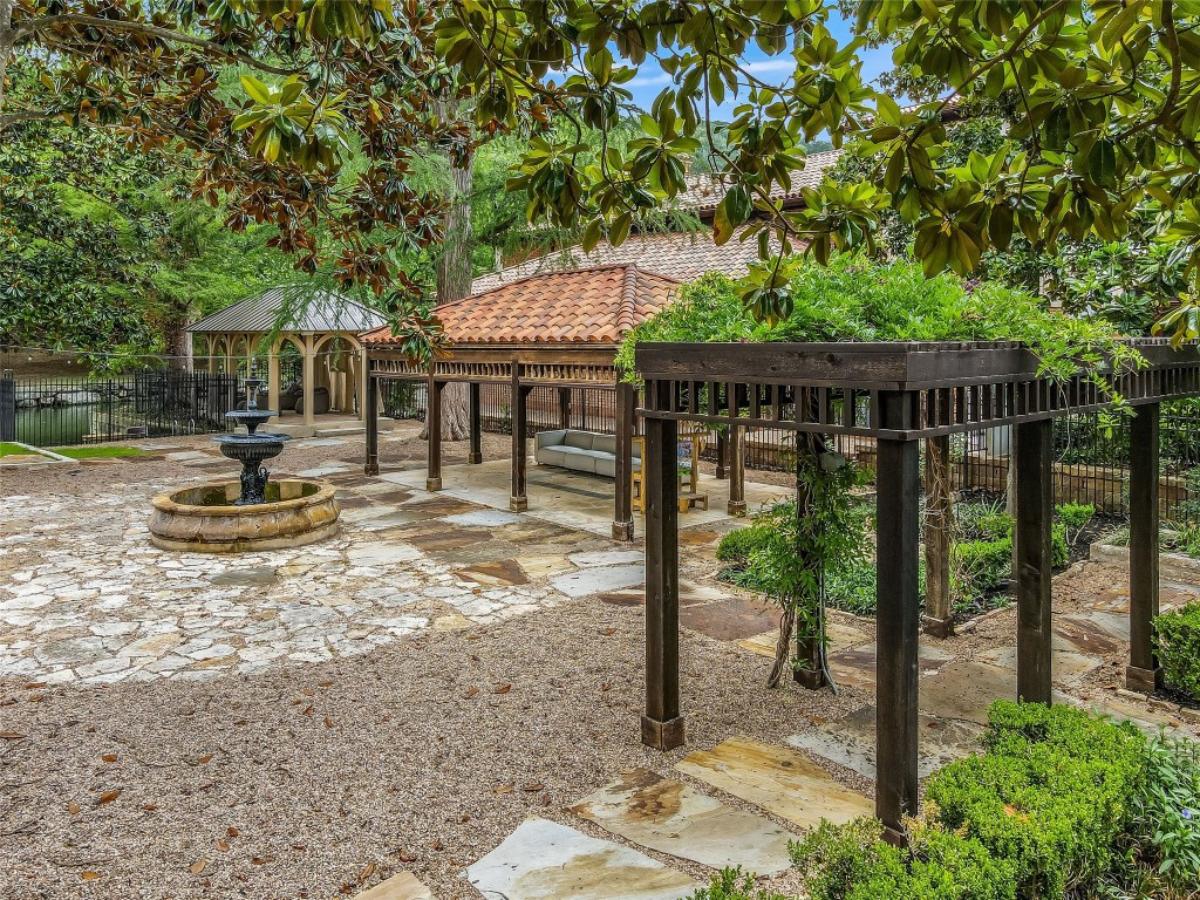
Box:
left=0, top=441, right=34, bottom=457
left=48, top=445, right=148, bottom=459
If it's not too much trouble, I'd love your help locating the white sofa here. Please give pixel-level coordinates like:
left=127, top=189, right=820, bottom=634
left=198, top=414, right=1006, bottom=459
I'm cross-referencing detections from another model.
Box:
left=534, top=429, right=641, bottom=478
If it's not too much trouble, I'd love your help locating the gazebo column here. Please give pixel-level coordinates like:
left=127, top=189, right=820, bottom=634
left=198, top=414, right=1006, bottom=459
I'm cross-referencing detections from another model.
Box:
left=1015, top=417, right=1053, bottom=704
left=642, top=379, right=683, bottom=750
left=468, top=383, right=483, bottom=464
left=426, top=375, right=443, bottom=491
left=612, top=381, right=635, bottom=541
left=267, top=340, right=281, bottom=424
left=364, top=372, right=379, bottom=476
left=875, top=390, right=921, bottom=843
left=558, top=387, right=572, bottom=429
left=302, top=335, right=316, bottom=427
left=1127, top=402, right=1162, bottom=692
left=510, top=372, right=530, bottom=511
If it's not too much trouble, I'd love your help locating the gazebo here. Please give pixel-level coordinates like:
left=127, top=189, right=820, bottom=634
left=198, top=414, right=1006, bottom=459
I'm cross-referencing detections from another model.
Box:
left=633, top=337, right=1200, bottom=841
left=361, top=264, right=734, bottom=540
left=187, top=287, right=386, bottom=427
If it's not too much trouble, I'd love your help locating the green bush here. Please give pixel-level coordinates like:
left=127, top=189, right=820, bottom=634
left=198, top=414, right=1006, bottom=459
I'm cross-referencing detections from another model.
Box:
left=951, top=535, right=1013, bottom=603
left=1055, top=501, right=1095, bottom=535
left=1127, top=736, right=1200, bottom=892
left=1154, top=601, right=1200, bottom=699
left=926, top=701, right=1147, bottom=897
left=688, top=867, right=788, bottom=900
left=716, top=524, right=770, bottom=566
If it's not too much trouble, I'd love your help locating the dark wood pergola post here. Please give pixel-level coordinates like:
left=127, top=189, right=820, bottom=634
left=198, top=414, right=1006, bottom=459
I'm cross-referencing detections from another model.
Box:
left=468, top=382, right=482, bottom=465
left=612, top=380, right=636, bottom=541
left=726, top=384, right=746, bottom=516
left=1014, top=417, right=1053, bottom=704
left=364, top=372, right=379, bottom=475
left=1127, top=401, right=1162, bottom=692
left=642, top=379, right=683, bottom=750
left=874, top=390, right=921, bottom=843
left=510, top=369, right=529, bottom=512
left=426, top=376, right=443, bottom=492
left=558, top=386, right=572, bottom=429
left=715, top=430, right=727, bottom=479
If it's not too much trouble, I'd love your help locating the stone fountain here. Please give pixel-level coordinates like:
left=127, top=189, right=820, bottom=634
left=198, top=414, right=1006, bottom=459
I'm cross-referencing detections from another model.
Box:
left=149, top=376, right=339, bottom=552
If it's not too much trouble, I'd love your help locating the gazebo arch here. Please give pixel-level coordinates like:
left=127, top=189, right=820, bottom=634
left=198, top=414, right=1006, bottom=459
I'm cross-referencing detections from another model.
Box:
left=361, top=265, right=683, bottom=541
left=187, top=287, right=385, bottom=431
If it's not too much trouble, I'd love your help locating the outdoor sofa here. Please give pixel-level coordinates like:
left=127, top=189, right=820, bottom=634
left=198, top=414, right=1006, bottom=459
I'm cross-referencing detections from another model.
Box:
left=534, top=429, right=641, bottom=478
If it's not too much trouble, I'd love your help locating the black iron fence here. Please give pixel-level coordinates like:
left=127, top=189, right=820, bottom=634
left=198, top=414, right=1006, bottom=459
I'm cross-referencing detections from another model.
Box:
left=3, top=370, right=260, bottom=446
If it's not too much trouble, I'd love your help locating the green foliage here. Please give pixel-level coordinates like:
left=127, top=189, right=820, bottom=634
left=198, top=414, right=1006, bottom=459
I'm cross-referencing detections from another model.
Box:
left=1055, top=502, right=1096, bottom=535
left=688, top=867, right=789, bottom=900
left=927, top=701, right=1147, bottom=898
left=951, top=535, right=1013, bottom=605
left=1127, top=736, right=1200, bottom=892
left=1154, top=601, right=1200, bottom=700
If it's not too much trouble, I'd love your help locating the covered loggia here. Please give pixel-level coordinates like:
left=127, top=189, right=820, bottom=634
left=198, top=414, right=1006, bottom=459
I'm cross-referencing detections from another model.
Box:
left=632, top=338, right=1200, bottom=841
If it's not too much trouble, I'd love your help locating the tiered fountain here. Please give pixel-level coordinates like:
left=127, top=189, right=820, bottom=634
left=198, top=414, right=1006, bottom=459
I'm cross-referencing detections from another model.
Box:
left=149, top=376, right=339, bottom=552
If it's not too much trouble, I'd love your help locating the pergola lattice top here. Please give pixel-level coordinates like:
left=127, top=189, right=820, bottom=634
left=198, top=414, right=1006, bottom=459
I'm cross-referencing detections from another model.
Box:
left=636, top=338, right=1200, bottom=440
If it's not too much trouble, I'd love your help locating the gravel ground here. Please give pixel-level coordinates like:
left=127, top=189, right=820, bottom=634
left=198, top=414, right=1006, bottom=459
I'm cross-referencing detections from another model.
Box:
left=0, top=595, right=861, bottom=899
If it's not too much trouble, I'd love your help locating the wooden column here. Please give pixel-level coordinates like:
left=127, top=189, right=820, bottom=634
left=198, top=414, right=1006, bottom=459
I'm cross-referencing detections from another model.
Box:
left=1127, top=402, right=1162, bottom=692
left=267, top=342, right=281, bottom=425
left=558, top=387, right=572, bottom=429
left=510, top=371, right=529, bottom=511
left=613, top=381, right=635, bottom=541
left=875, top=390, right=920, bottom=844
left=364, top=373, right=379, bottom=475
left=922, top=435, right=954, bottom=637
left=727, top=384, right=746, bottom=515
left=426, top=376, right=443, bottom=491
left=715, top=430, right=727, bottom=479
left=1014, top=417, right=1053, bottom=704
left=468, top=382, right=483, bottom=465
left=301, top=335, right=316, bottom=427
left=642, top=380, right=683, bottom=750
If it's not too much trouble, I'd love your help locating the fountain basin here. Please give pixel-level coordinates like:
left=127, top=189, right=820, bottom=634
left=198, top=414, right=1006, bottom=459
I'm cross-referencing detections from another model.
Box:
left=149, top=479, right=339, bottom=553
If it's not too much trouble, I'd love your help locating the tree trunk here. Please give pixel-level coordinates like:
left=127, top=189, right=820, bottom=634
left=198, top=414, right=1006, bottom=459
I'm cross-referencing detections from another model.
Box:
left=0, top=0, right=15, bottom=119
left=421, top=133, right=473, bottom=442
left=163, top=300, right=192, bottom=371
left=767, top=605, right=795, bottom=688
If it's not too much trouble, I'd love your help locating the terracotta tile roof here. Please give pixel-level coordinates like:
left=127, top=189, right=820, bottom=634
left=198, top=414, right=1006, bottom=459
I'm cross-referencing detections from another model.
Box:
left=674, top=149, right=844, bottom=213
left=362, top=265, right=680, bottom=347
left=471, top=229, right=772, bottom=294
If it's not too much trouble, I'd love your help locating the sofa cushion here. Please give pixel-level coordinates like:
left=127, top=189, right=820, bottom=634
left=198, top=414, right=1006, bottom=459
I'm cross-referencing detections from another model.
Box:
left=564, top=431, right=595, bottom=450
left=536, top=429, right=568, bottom=449
left=594, top=457, right=615, bottom=478
left=592, top=434, right=616, bottom=455
left=535, top=447, right=570, bottom=467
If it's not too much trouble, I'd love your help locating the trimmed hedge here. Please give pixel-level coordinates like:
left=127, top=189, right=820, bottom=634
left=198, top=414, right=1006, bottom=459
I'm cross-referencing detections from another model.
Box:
left=1155, top=600, right=1200, bottom=699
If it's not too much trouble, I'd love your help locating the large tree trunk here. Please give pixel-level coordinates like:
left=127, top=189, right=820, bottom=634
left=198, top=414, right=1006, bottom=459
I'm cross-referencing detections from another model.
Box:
left=421, top=139, right=473, bottom=441
left=0, top=0, right=15, bottom=119
left=163, top=300, right=192, bottom=371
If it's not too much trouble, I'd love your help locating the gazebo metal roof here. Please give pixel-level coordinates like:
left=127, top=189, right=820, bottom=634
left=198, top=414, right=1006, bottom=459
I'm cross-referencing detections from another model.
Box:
left=187, top=287, right=386, bottom=335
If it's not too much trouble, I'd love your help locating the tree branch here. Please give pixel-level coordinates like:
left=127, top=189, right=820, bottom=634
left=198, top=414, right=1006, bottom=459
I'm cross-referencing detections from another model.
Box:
left=17, top=13, right=298, bottom=77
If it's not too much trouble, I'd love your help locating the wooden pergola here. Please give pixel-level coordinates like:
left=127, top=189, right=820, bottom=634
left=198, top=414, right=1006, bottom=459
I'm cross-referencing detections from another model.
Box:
left=361, top=265, right=716, bottom=540
left=633, top=338, right=1200, bottom=841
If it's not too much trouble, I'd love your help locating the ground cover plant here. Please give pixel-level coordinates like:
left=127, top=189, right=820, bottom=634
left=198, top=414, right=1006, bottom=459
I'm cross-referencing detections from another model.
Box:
left=0, top=442, right=31, bottom=457
left=47, top=445, right=148, bottom=460
left=691, top=703, right=1200, bottom=899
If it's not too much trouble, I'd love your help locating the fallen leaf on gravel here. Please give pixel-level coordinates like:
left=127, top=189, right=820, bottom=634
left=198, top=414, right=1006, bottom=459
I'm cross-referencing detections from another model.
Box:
left=216, top=839, right=230, bottom=853
left=197, top=753, right=214, bottom=764
left=599, top=627, right=616, bottom=636
left=318, top=680, right=333, bottom=688
left=540, top=793, right=552, bottom=807
left=80, top=871, right=101, bottom=881
left=302, top=687, right=315, bottom=697
left=67, top=801, right=81, bottom=815
left=522, top=782, right=544, bottom=792
left=492, top=783, right=514, bottom=795
left=142, top=804, right=157, bottom=812
left=397, top=850, right=416, bottom=863
left=302, top=705, right=314, bottom=717
left=100, top=753, right=117, bottom=763
left=0, top=732, right=25, bottom=740
left=459, top=814, right=471, bottom=823
left=23, top=682, right=46, bottom=689
left=190, top=859, right=207, bottom=875
left=462, top=687, right=479, bottom=699
left=96, top=790, right=120, bottom=806
left=492, top=683, right=512, bottom=694
left=430, top=839, right=443, bottom=851
left=251, top=856, right=267, bottom=866
left=600, top=682, right=611, bottom=692
left=324, top=716, right=334, bottom=729
left=291, top=843, right=306, bottom=851
left=357, top=862, right=376, bottom=883
left=226, top=826, right=239, bottom=838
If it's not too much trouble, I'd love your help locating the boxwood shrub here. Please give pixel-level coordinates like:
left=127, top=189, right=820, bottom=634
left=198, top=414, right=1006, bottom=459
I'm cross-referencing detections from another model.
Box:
left=1154, top=600, right=1200, bottom=699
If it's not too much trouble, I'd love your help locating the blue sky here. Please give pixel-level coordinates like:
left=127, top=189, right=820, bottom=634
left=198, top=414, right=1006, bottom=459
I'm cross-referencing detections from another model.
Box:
left=623, top=10, right=896, bottom=117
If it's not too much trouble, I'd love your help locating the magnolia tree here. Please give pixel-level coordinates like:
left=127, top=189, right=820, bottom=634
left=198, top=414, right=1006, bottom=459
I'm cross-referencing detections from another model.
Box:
left=6, top=1, right=1200, bottom=343
left=437, top=0, right=1200, bottom=341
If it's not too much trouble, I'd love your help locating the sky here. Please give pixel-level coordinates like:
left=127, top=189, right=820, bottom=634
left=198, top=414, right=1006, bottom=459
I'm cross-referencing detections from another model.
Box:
left=622, top=10, right=896, bottom=118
